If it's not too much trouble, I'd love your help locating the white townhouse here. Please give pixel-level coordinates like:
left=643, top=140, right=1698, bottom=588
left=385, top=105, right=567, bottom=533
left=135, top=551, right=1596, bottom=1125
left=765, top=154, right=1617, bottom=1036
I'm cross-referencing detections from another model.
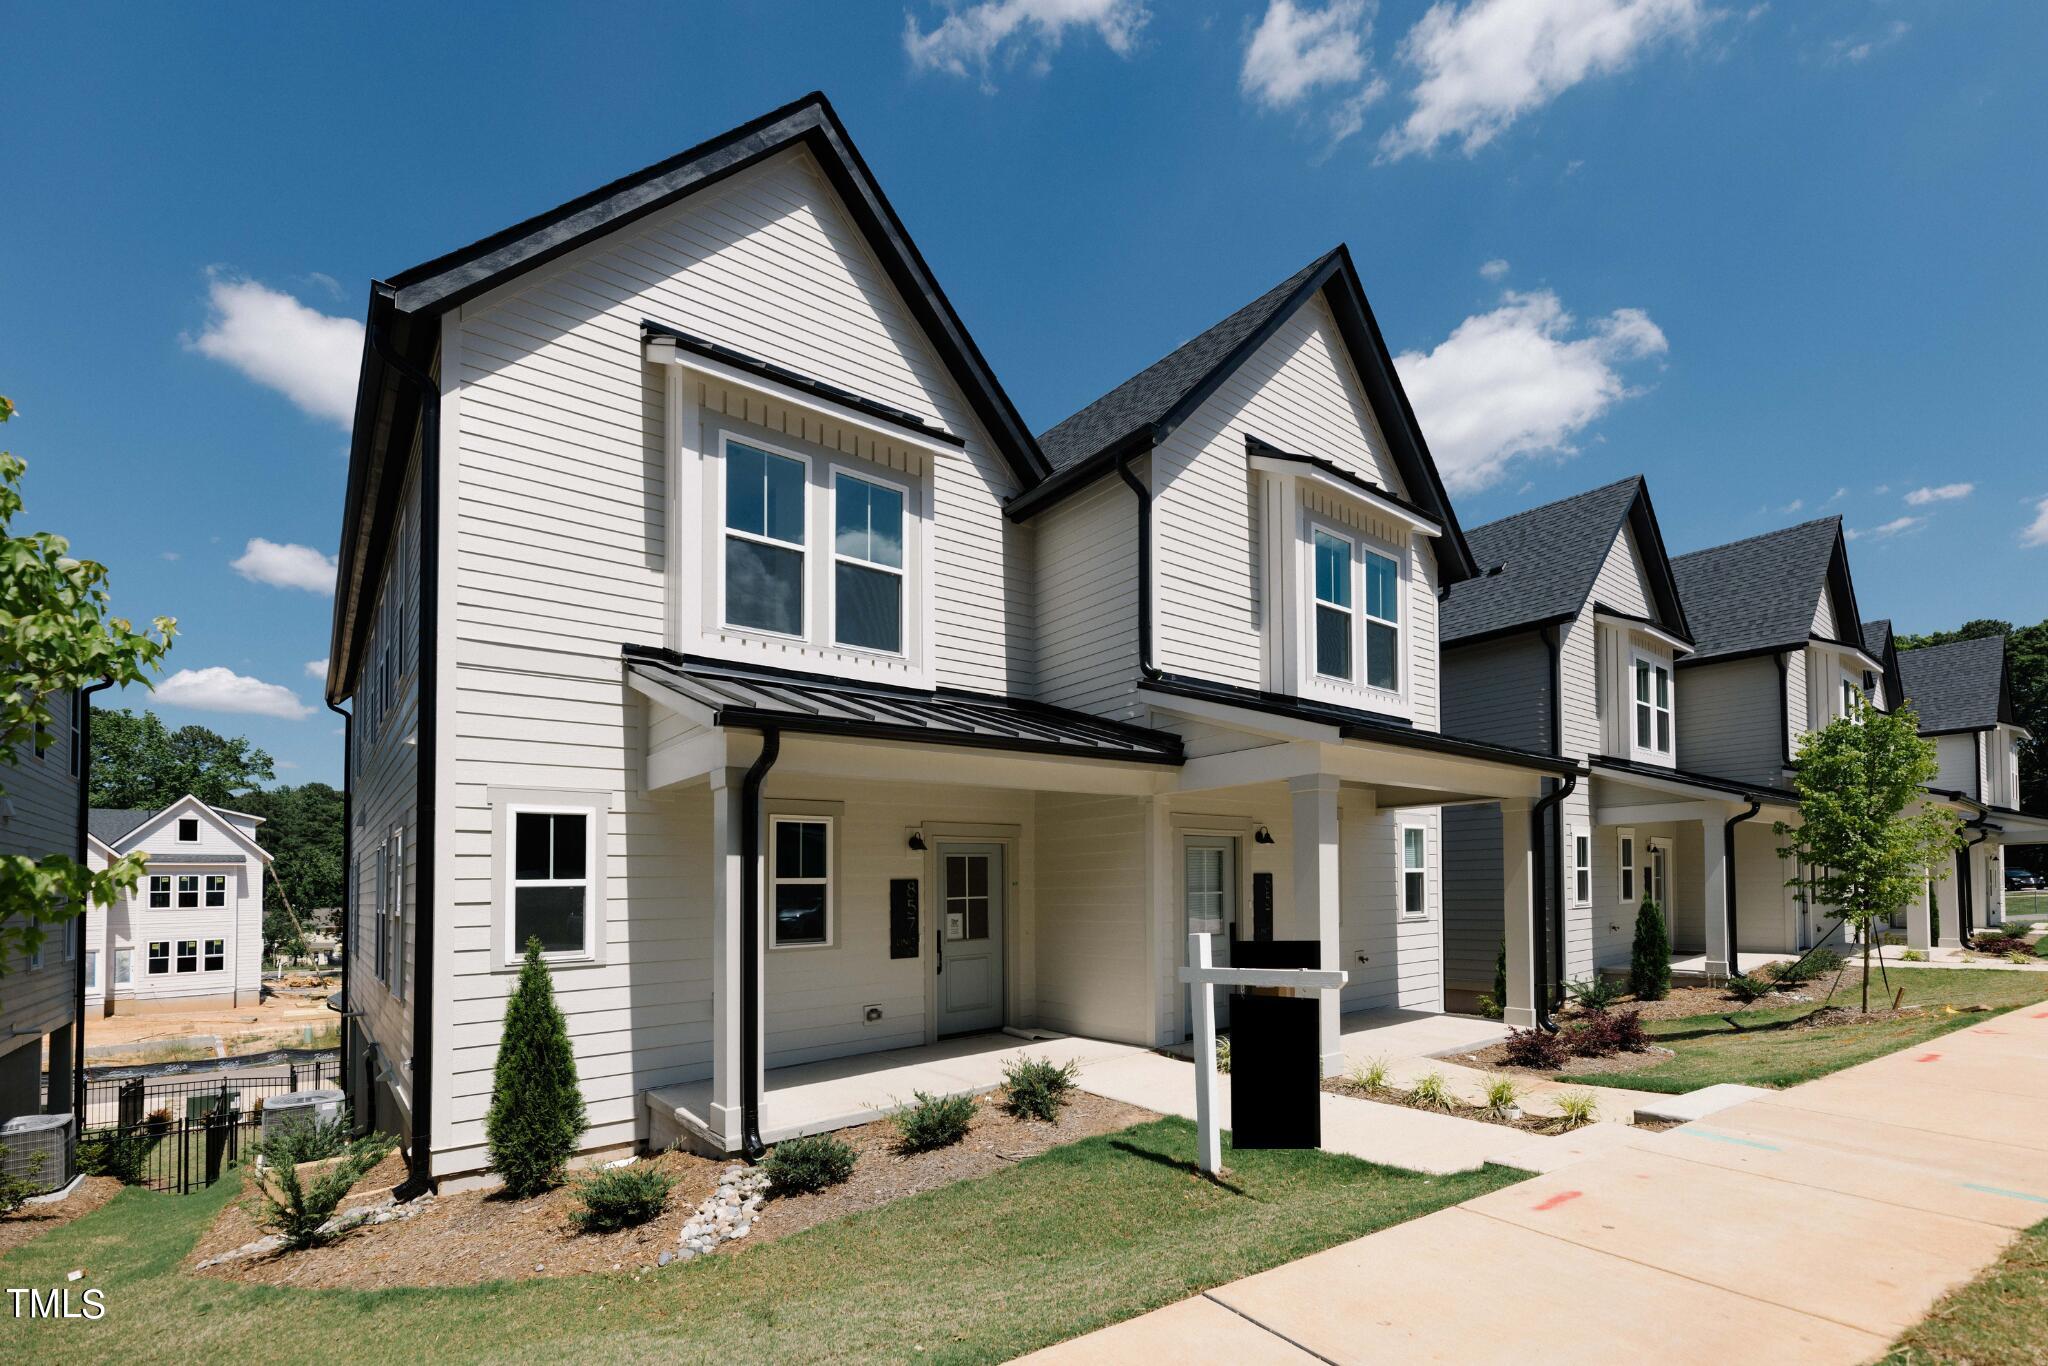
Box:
left=84, top=795, right=270, bottom=1012
left=1438, top=477, right=1702, bottom=1012
left=0, top=690, right=89, bottom=1132
left=324, top=93, right=1575, bottom=1188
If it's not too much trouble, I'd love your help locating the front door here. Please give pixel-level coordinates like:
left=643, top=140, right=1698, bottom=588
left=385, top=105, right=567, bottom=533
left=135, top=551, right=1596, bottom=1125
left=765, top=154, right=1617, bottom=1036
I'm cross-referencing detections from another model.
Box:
left=1183, top=836, right=1237, bottom=1036
left=936, top=844, right=1004, bottom=1037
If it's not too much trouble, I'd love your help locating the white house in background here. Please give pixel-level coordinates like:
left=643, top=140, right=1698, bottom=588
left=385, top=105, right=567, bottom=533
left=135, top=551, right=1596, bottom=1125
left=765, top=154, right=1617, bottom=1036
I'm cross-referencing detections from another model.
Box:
left=325, top=92, right=1573, bottom=1189
left=0, top=689, right=87, bottom=1133
left=84, top=795, right=269, bottom=1012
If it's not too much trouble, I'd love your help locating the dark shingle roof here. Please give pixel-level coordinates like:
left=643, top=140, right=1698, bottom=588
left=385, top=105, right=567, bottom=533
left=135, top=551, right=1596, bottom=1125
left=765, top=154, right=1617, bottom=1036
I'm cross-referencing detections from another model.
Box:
left=1861, top=618, right=1892, bottom=659
left=89, top=808, right=156, bottom=845
left=1897, top=635, right=2008, bottom=734
left=1440, top=478, right=1644, bottom=644
left=1671, top=517, right=1845, bottom=663
left=1037, top=253, right=1335, bottom=472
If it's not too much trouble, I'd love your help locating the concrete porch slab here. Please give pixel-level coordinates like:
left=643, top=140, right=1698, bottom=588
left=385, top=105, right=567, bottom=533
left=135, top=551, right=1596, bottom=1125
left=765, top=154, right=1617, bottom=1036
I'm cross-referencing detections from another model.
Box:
left=1629, top=1081, right=1773, bottom=1125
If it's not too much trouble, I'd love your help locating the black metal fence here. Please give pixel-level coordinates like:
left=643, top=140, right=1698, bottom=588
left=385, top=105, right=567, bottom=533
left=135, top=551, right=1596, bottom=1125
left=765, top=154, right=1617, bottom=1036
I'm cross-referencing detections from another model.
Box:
left=79, top=1058, right=341, bottom=1195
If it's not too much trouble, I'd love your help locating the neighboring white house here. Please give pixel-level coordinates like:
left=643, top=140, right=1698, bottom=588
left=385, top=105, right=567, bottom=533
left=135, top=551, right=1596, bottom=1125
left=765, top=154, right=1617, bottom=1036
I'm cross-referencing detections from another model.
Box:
left=325, top=93, right=1574, bottom=1187
left=84, top=795, right=269, bottom=1012
left=0, top=689, right=87, bottom=1131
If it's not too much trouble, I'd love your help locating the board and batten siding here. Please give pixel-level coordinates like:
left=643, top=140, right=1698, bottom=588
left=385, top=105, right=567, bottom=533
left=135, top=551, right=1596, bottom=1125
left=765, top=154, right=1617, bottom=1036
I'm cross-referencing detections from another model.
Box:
left=1677, top=656, right=1784, bottom=787
left=0, top=689, right=83, bottom=1064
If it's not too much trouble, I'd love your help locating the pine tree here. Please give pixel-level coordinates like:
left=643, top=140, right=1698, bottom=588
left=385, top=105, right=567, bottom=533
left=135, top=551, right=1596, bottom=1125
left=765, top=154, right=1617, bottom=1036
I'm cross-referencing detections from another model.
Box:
left=1629, top=897, right=1671, bottom=1001
left=485, top=938, right=587, bottom=1196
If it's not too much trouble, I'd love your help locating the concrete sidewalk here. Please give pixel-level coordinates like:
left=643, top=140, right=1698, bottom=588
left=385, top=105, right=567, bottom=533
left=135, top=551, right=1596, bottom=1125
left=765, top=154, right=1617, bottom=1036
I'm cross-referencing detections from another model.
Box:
left=1031, top=1006, right=2048, bottom=1365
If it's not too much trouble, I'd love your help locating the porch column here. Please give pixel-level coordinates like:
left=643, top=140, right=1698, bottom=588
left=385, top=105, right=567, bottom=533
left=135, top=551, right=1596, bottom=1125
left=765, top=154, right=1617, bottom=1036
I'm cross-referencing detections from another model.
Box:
left=706, top=766, right=750, bottom=1152
left=1940, top=846, right=1965, bottom=948
left=1906, top=868, right=1933, bottom=952
left=1290, top=773, right=1343, bottom=1077
left=1701, top=813, right=1731, bottom=981
left=1499, top=798, right=1535, bottom=1029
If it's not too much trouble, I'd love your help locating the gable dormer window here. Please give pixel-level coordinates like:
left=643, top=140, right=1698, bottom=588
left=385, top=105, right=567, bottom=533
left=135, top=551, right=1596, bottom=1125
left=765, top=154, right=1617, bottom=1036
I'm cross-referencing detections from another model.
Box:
left=1633, top=657, right=1671, bottom=755
left=722, top=438, right=808, bottom=637
left=177, top=816, right=200, bottom=843
left=1364, top=549, right=1400, bottom=692
left=1308, top=525, right=1402, bottom=692
left=831, top=469, right=906, bottom=654
left=1313, top=529, right=1353, bottom=680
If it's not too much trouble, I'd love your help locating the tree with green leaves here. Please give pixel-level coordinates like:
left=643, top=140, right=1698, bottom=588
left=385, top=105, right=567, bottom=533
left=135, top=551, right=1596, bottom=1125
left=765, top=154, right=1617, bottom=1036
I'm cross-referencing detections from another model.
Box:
left=485, top=939, right=587, bottom=1197
left=233, top=782, right=344, bottom=959
left=1776, top=699, right=1962, bottom=1012
left=1, top=396, right=174, bottom=1003
left=88, top=707, right=274, bottom=809
left=1629, top=897, right=1670, bottom=1001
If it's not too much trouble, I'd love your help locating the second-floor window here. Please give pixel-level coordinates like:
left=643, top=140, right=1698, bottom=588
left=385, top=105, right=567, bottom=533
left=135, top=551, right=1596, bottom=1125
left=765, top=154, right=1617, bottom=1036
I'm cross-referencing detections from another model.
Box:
left=723, top=440, right=808, bottom=637
left=1841, top=677, right=1861, bottom=723
left=1633, top=658, right=1671, bottom=755
left=1308, top=526, right=1401, bottom=694
left=1313, top=529, right=1352, bottom=680
left=832, top=470, right=905, bottom=654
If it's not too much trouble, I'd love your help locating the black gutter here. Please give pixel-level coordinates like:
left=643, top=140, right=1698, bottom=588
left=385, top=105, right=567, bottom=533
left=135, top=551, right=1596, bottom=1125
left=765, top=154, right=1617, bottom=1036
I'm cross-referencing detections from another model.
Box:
left=1723, top=800, right=1762, bottom=979
left=327, top=698, right=353, bottom=1118
left=1114, top=448, right=1161, bottom=681
left=1243, top=436, right=1444, bottom=529
left=1675, top=641, right=1807, bottom=670
left=71, top=679, right=112, bottom=1130
left=370, top=322, right=440, bottom=1203
left=1530, top=775, right=1576, bottom=1030
left=1591, top=602, right=1695, bottom=650
left=1438, top=613, right=1576, bottom=654
left=737, top=728, right=780, bottom=1159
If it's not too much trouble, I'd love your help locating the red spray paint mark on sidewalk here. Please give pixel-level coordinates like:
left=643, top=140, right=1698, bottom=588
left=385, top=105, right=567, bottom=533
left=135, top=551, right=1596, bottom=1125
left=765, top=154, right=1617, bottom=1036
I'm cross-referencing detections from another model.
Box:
left=2032, top=1012, right=2048, bottom=1019
left=1533, top=1191, right=1582, bottom=1212
left=1913, top=1053, right=1943, bottom=1063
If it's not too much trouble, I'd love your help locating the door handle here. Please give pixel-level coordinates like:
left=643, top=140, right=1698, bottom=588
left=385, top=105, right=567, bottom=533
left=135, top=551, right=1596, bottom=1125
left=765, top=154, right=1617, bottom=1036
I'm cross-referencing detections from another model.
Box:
left=935, top=929, right=943, bottom=974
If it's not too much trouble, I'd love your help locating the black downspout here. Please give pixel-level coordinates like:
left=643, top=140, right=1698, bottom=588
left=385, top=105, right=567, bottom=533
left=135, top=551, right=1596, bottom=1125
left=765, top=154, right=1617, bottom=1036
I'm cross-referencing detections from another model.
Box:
left=1530, top=773, right=1577, bottom=1030
left=1723, top=800, right=1762, bottom=979
left=1775, top=653, right=1792, bottom=770
left=737, top=727, right=781, bottom=1159
left=371, top=321, right=439, bottom=1202
left=327, top=699, right=353, bottom=1114
left=1542, top=625, right=1563, bottom=758
left=1542, top=626, right=1564, bottom=999
left=72, top=680, right=113, bottom=1130
left=1114, top=449, right=1160, bottom=681
left=1959, top=815, right=1993, bottom=941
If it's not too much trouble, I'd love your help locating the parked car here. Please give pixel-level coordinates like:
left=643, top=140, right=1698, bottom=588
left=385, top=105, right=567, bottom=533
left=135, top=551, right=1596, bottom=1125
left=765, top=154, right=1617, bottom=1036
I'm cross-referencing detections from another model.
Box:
left=2007, top=867, right=2046, bottom=892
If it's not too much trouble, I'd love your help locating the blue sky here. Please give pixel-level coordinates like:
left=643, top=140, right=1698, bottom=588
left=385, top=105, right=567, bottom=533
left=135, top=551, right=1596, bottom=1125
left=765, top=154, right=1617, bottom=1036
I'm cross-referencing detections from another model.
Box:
left=4, top=1, right=2044, bottom=788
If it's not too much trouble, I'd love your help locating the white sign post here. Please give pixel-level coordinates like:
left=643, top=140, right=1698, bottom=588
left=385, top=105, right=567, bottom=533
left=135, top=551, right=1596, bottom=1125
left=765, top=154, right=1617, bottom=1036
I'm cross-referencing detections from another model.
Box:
left=1177, top=932, right=1348, bottom=1177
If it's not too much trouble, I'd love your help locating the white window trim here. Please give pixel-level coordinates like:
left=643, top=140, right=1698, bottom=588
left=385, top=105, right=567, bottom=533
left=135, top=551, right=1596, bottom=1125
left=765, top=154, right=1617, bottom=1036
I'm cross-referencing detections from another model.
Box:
left=489, top=788, right=610, bottom=972
left=148, top=875, right=171, bottom=909
left=176, top=874, right=201, bottom=910
left=1362, top=546, right=1402, bottom=696
left=1618, top=828, right=1637, bottom=906
left=175, top=938, right=199, bottom=974
left=147, top=940, right=170, bottom=976
left=717, top=432, right=812, bottom=644
left=204, top=874, right=228, bottom=909
left=1840, top=675, right=1863, bottom=724
left=114, top=947, right=133, bottom=986
left=203, top=937, right=226, bottom=973
left=1311, top=525, right=1356, bottom=684
left=768, top=813, right=836, bottom=950
left=828, top=465, right=911, bottom=659
left=1399, top=823, right=1428, bottom=920
left=1631, top=654, right=1673, bottom=759
left=373, top=840, right=389, bottom=985
left=505, top=805, right=596, bottom=963
left=1296, top=508, right=1410, bottom=711
left=1571, top=827, right=1592, bottom=906
left=84, top=949, right=98, bottom=991
left=388, top=827, right=406, bottom=1002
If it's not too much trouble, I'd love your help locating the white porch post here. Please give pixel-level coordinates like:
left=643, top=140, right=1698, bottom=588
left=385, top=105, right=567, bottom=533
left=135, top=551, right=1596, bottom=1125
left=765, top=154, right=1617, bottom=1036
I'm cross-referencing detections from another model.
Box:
left=1907, top=867, right=1933, bottom=952
left=706, top=766, right=749, bottom=1152
left=1499, top=798, right=1535, bottom=1029
left=1701, top=811, right=1731, bottom=981
left=1290, top=773, right=1343, bottom=1076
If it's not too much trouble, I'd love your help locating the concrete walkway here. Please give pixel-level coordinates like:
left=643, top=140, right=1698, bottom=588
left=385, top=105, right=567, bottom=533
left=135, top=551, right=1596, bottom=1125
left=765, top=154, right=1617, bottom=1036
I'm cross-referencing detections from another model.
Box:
left=1030, top=1004, right=2048, bottom=1365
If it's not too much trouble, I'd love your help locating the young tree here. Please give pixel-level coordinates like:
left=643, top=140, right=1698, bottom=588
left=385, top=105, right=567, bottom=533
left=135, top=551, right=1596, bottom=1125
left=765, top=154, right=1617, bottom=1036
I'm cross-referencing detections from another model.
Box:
left=1, top=396, right=174, bottom=1003
left=1629, top=897, right=1671, bottom=1001
left=1776, top=699, right=1961, bottom=1012
left=88, top=707, right=274, bottom=808
left=485, top=938, right=587, bottom=1196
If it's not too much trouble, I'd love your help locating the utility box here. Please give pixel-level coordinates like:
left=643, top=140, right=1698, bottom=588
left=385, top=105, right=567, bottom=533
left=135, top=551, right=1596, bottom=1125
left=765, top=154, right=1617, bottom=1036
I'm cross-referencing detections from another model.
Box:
left=260, top=1088, right=345, bottom=1143
left=0, top=1113, right=75, bottom=1193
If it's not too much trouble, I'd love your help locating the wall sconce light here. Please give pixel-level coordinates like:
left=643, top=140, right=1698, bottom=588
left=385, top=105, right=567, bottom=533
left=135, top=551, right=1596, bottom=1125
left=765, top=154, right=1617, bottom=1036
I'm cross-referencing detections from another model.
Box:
left=907, top=831, right=927, bottom=851
left=1254, top=826, right=1275, bottom=845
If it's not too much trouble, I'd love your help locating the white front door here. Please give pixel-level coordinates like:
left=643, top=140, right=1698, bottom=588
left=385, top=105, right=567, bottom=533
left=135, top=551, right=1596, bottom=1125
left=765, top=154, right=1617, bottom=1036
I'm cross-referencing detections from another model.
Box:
left=1182, top=836, right=1236, bottom=1036
left=936, top=844, right=1004, bottom=1037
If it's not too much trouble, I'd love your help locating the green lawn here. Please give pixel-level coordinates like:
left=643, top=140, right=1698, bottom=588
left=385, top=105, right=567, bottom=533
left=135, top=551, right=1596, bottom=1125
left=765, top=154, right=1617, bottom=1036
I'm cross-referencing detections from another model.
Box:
left=1882, top=1217, right=2048, bottom=1365
left=4, top=1118, right=1524, bottom=1365
left=2001, top=889, right=2048, bottom=927
left=1558, top=966, right=2048, bottom=1094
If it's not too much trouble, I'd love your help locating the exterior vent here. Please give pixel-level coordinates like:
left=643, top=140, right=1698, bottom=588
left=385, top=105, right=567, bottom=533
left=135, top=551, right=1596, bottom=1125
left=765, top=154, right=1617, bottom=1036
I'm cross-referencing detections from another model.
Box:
left=0, top=1113, right=75, bottom=1193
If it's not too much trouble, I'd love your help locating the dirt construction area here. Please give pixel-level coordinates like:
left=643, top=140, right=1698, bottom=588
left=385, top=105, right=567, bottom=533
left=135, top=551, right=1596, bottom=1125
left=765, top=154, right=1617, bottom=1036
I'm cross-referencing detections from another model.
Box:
left=85, top=974, right=338, bottom=1065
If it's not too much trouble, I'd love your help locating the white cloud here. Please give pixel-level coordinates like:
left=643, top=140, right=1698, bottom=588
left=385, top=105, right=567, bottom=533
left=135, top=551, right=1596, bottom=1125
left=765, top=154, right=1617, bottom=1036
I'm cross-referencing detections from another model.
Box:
left=1778, top=498, right=1804, bottom=515
left=2021, top=498, right=2048, bottom=549
left=1844, top=516, right=1925, bottom=542
left=1479, top=258, right=1510, bottom=281
left=904, top=0, right=1148, bottom=88
left=1872, top=483, right=1891, bottom=495
left=1241, top=2, right=1387, bottom=147
left=1828, top=18, right=1908, bottom=65
left=1382, top=0, right=1710, bottom=159
left=305, top=658, right=330, bottom=679
left=186, top=273, right=363, bottom=426
left=1904, top=482, right=1974, bottom=506
left=231, top=538, right=337, bottom=594
left=161, top=551, right=181, bottom=561
left=1394, top=288, right=1667, bottom=492
left=155, top=667, right=314, bottom=720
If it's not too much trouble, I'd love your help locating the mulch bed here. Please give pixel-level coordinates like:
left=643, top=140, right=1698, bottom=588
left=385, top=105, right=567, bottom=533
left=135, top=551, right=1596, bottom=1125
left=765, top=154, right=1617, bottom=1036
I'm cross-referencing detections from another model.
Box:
left=0, top=1176, right=124, bottom=1258
left=1451, top=1040, right=1677, bottom=1081
left=1319, top=1078, right=1595, bottom=1136
left=192, top=1089, right=1156, bottom=1291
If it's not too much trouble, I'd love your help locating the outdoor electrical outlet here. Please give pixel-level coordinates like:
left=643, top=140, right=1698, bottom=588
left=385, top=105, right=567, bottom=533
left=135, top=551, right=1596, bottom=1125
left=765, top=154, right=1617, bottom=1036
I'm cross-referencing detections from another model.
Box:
left=864, top=1005, right=884, bottom=1024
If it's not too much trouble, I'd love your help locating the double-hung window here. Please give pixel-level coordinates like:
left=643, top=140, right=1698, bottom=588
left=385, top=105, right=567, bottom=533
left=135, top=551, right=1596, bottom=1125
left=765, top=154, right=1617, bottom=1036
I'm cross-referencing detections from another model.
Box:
left=68, top=692, right=83, bottom=778
left=176, top=875, right=200, bottom=909
left=1634, top=658, right=1672, bottom=755
left=387, top=830, right=405, bottom=997
left=1841, top=677, right=1862, bottom=723
left=204, top=938, right=225, bottom=973
left=204, top=874, right=227, bottom=908
left=832, top=471, right=905, bottom=653
left=1618, top=831, right=1636, bottom=905
left=373, top=842, right=390, bottom=983
left=723, top=440, right=808, bottom=637
left=85, top=950, right=98, bottom=991
left=1312, top=529, right=1353, bottom=681
left=1572, top=831, right=1592, bottom=904
left=511, top=809, right=592, bottom=958
left=147, top=940, right=170, bottom=975
left=148, top=875, right=171, bottom=909
left=1364, top=550, right=1400, bottom=692
left=176, top=939, right=199, bottom=973
left=768, top=816, right=832, bottom=948
left=1400, top=826, right=1427, bottom=917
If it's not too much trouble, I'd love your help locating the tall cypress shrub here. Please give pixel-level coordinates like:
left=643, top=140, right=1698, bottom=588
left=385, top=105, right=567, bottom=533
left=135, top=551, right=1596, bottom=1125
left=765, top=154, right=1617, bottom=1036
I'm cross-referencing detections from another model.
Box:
left=1629, top=897, right=1671, bottom=1001
left=486, top=938, right=587, bottom=1196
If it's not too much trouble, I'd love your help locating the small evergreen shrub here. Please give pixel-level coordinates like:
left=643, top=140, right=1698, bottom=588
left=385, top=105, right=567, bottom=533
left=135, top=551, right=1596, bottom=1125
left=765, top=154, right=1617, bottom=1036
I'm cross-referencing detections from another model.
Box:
left=1629, top=898, right=1671, bottom=1001
left=78, top=1127, right=157, bottom=1184
left=486, top=939, right=589, bottom=1198
left=1563, top=975, right=1622, bottom=1013
left=1474, top=993, right=1503, bottom=1021
left=1000, top=1055, right=1077, bottom=1122
left=251, top=1119, right=396, bottom=1250
left=1492, top=941, right=1508, bottom=1013
left=1805, top=947, right=1846, bottom=975
left=1502, top=1027, right=1565, bottom=1070
left=0, top=1151, right=47, bottom=1213
left=571, top=1166, right=676, bottom=1232
left=1727, top=973, right=1774, bottom=1003
left=762, top=1134, right=857, bottom=1196
left=1765, top=957, right=1814, bottom=987
left=1408, top=1072, right=1452, bottom=1110
left=1555, top=1091, right=1600, bottom=1130
left=893, top=1091, right=975, bottom=1152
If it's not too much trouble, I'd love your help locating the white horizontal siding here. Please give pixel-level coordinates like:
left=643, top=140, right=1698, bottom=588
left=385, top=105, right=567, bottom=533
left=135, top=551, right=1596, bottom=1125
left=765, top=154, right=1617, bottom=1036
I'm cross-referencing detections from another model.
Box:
left=1033, top=476, right=1141, bottom=722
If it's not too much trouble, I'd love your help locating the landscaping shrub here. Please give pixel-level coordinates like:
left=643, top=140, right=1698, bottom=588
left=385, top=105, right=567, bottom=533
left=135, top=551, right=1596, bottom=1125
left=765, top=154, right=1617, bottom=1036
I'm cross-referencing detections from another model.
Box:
left=1901, top=948, right=1928, bottom=962
left=0, top=1151, right=47, bottom=1213
left=1563, top=975, right=1622, bottom=1013
left=251, top=1121, right=396, bottom=1250
left=261, top=1110, right=354, bottom=1165
left=1585, top=1009, right=1649, bottom=1054
left=894, top=1091, right=975, bottom=1152
left=1805, top=947, right=1846, bottom=975
left=486, top=938, right=588, bottom=1198
left=1483, top=1076, right=1519, bottom=1118
left=1491, top=941, right=1508, bottom=1014
left=77, top=1126, right=157, bottom=1184
left=1000, top=1055, right=1077, bottom=1122
left=1555, top=1091, right=1600, bottom=1130
left=143, top=1106, right=173, bottom=1136
left=1350, top=1056, right=1391, bottom=1092
left=1215, top=1037, right=1231, bottom=1074
left=1563, top=1020, right=1614, bottom=1058
left=1408, top=1072, right=1452, bottom=1111
left=1765, top=957, right=1815, bottom=987
left=1502, top=1027, right=1565, bottom=1070
left=1629, top=897, right=1671, bottom=1001
left=761, top=1134, right=857, bottom=1196
left=570, top=1165, right=676, bottom=1232
left=1726, top=973, right=1774, bottom=1003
